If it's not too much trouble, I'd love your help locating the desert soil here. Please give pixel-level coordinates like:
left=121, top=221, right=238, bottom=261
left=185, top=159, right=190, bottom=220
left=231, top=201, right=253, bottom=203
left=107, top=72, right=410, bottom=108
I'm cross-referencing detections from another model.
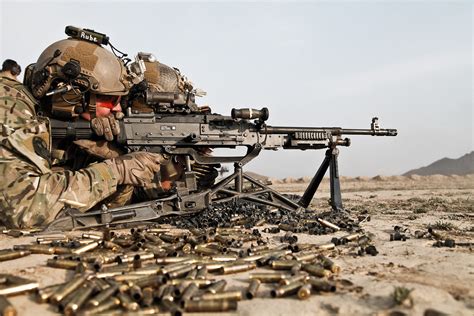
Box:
left=0, top=175, right=473, bottom=315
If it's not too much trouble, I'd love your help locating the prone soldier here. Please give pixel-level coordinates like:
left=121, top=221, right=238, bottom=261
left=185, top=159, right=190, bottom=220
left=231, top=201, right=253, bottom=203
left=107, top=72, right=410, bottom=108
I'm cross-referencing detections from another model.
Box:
left=0, top=51, right=166, bottom=228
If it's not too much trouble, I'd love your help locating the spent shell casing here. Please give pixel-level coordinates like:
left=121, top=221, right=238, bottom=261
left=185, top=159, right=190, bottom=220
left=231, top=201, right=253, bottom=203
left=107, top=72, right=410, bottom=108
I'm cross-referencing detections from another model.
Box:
left=318, top=255, right=341, bottom=274
left=317, top=218, right=340, bottom=231
left=82, top=233, right=102, bottom=240
left=245, top=279, right=260, bottom=299
left=179, top=283, right=199, bottom=305
left=294, top=252, right=318, bottom=262
left=279, top=273, right=309, bottom=286
left=211, top=254, right=238, bottom=262
left=205, top=280, right=227, bottom=294
left=297, top=283, right=312, bottom=300
left=13, top=244, right=55, bottom=255
left=249, top=272, right=290, bottom=283
left=130, top=275, right=165, bottom=289
left=155, top=256, right=194, bottom=265
left=159, top=233, right=180, bottom=243
left=102, top=241, right=121, bottom=251
left=302, top=264, right=331, bottom=278
left=169, top=279, right=214, bottom=288
left=50, top=274, right=88, bottom=304
left=196, top=266, right=207, bottom=279
left=271, top=260, right=300, bottom=270
left=219, top=263, right=256, bottom=275
left=200, top=291, right=242, bottom=301
left=0, top=250, right=30, bottom=262
left=36, top=284, right=61, bottom=303
left=317, top=242, right=336, bottom=250
left=271, top=281, right=305, bottom=298
left=166, top=265, right=195, bottom=280
left=184, top=299, right=237, bottom=312
left=46, top=259, right=80, bottom=270
left=64, top=285, right=95, bottom=316
left=129, top=285, right=143, bottom=301
left=82, top=297, right=120, bottom=315
left=88, top=284, right=118, bottom=307
left=0, top=295, right=16, bottom=316
left=142, top=287, right=154, bottom=307
left=185, top=268, right=198, bottom=280
left=117, top=292, right=139, bottom=311
left=72, top=241, right=100, bottom=254
left=307, top=277, right=336, bottom=292
left=161, top=285, right=175, bottom=302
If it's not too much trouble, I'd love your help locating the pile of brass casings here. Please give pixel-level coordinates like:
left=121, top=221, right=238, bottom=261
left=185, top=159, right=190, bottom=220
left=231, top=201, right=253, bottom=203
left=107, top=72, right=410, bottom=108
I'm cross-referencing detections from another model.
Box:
left=1, top=226, right=348, bottom=315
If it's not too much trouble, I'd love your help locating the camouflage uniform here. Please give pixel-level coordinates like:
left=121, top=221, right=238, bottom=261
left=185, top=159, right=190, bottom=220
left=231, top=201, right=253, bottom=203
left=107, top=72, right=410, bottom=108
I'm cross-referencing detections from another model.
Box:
left=0, top=76, right=118, bottom=228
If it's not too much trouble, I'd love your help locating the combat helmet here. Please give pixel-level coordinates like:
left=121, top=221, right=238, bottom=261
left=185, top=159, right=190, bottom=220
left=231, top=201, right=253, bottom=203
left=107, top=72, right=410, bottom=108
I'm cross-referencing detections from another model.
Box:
left=26, top=26, right=144, bottom=119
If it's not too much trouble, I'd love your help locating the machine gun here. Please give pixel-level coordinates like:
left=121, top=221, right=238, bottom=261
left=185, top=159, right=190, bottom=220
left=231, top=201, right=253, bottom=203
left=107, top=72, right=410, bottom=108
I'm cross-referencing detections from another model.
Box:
left=45, top=106, right=397, bottom=230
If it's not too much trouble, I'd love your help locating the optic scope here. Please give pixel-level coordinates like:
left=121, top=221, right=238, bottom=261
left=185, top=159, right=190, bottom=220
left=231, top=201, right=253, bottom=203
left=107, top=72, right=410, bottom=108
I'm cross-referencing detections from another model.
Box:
left=231, top=107, right=269, bottom=122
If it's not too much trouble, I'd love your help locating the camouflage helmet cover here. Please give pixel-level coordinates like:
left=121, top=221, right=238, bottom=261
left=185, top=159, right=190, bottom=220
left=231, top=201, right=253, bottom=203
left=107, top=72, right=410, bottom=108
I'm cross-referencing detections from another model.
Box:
left=31, top=38, right=131, bottom=98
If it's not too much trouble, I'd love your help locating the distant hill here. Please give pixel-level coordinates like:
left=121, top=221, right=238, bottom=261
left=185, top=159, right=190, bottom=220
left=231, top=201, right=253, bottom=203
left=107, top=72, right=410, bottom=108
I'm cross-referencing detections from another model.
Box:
left=403, top=151, right=474, bottom=176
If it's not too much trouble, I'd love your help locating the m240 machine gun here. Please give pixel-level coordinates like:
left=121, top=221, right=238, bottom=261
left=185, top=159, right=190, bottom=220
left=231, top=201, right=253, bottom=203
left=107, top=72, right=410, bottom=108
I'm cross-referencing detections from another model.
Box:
left=46, top=106, right=397, bottom=230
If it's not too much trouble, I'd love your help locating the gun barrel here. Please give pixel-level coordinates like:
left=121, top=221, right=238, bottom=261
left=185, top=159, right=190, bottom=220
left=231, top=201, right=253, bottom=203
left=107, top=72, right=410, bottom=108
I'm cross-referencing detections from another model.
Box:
left=262, top=126, right=397, bottom=137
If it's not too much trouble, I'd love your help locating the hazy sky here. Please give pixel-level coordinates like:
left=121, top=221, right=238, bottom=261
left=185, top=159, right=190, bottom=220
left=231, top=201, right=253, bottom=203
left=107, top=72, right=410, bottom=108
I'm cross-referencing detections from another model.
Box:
left=1, top=1, right=472, bottom=177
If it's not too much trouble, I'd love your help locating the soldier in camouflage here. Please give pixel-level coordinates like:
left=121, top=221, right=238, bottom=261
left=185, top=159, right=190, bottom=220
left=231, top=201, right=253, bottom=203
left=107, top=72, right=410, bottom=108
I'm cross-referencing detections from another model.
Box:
left=0, top=56, right=165, bottom=229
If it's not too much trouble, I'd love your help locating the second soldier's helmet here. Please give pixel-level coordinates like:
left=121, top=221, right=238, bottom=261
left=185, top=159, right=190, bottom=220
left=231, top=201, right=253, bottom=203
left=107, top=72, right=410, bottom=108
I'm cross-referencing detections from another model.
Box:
left=27, top=37, right=133, bottom=118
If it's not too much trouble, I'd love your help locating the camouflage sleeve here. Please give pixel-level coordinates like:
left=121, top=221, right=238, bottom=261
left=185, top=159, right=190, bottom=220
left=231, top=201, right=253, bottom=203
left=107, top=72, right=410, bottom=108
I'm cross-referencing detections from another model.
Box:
left=0, top=155, right=118, bottom=228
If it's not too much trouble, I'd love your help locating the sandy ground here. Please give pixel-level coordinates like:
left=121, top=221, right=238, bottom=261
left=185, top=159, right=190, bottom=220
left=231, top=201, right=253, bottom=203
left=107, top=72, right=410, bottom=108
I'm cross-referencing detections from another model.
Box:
left=0, top=175, right=473, bottom=315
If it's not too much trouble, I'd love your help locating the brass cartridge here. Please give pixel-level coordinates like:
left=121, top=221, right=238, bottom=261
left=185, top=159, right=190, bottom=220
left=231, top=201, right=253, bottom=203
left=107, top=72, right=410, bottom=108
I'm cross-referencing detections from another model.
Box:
left=302, top=264, right=331, bottom=278
left=50, top=274, right=88, bottom=304
left=166, top=265, right=196, bottom=280
left=200, top=291, right=242, bottom=301
left=297, top=283, right=312, bottom=300
left=129, top=285, right=143, bottom=301
left=271, top=260, right=300, bottom=270
left=82, top=233, right=102, bottom=240
left=117, top=292, right=139, bottom=311
left=317, top=218, right=340, bottom=231
left=46, top=259, right=80, bottom=270
left=88, top=284, right=118, bottom=307
left=307, top=277, right=336, bottom=292
left=179, top=283, right=199, bottom=304
left=318, top=255, right=341, bottom=274
left=245, top=279, right=260, bottom=299
left=64, top=284, right=95, bottom=316
left=142, top=287, right=154, bottom=307
left=161, top=285, right=175, bottom=302
left=270, top=281, right=305, bottom=298
left=196, top=266, right=207, bottom=279
left=72, top=241, right=100, bottom=254
left=0, top=250, right=30, bottom=262
left=205, top=280, right=227, bottom=294
left=184, top=299, right=237, bottom=312
left=219, top=262, right=256, bottom=275
left=36, top=284, right=61, bottom=303
left=279, top=273, right=309, bottom=286
left=159, top=233, right=180, bottom=243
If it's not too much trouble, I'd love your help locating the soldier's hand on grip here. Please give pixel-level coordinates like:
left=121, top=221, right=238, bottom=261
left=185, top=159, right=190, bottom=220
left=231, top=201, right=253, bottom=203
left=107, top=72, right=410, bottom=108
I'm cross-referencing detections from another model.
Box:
left=91, top=114, right=121, bottom=141
left=105, top=152, right=165, bottom=187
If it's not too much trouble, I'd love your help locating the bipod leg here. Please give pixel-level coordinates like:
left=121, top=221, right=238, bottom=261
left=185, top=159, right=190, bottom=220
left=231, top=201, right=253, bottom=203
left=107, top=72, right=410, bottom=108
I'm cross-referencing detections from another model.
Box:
left=329, top=148, right=343, bottom=211
left=298, top=149, right=332, bottom=208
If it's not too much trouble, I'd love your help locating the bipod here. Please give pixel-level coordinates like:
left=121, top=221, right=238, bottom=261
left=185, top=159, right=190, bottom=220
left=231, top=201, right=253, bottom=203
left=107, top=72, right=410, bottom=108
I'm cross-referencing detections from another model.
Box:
left=298, top=148, right=344, bottom=211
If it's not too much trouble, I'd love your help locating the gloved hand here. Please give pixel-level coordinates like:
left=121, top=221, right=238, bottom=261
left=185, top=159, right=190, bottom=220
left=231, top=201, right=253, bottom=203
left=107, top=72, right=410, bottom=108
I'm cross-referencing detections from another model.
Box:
left=104, top=152, right=166, bottom=187
left=91, top=113, right=121, bottom=141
